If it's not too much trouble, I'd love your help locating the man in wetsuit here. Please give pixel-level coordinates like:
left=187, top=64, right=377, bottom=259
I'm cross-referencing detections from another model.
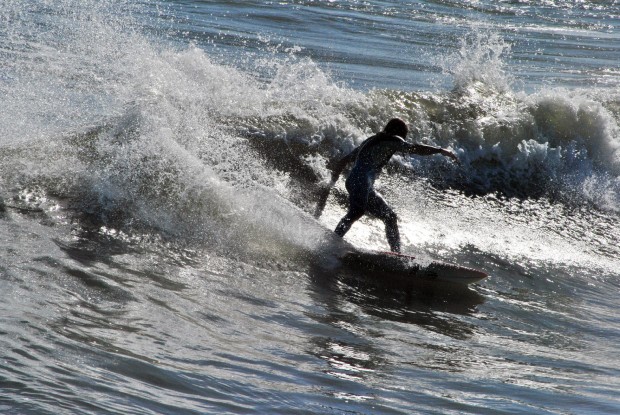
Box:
left=317, top=118, right=458, bottom=253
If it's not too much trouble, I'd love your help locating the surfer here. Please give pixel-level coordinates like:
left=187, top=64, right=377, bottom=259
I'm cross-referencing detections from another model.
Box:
left=316, top=118, right=458, bottom=253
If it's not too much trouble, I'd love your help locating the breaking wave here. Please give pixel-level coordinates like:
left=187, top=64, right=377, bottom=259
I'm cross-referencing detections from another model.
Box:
left=2, top=0, right=619, bottom=257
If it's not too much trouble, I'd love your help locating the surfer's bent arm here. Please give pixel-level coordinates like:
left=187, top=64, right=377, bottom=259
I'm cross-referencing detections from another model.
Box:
left=407, top=143, right=459, bottom=163
left=329, top=147, right=360, bottom=183
left=314, top=147, right=360, bottom=219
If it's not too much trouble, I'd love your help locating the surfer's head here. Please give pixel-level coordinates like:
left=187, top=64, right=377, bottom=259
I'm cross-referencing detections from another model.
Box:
left=383, top=118, right=408, bottom=139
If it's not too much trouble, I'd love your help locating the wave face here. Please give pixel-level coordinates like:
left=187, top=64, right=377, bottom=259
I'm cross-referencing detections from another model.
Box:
left=2, top=0, right=619, bottom=243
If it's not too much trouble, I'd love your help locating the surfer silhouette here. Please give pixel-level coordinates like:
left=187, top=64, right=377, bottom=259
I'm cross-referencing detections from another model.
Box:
left=315, top=118, right=458, bottom=253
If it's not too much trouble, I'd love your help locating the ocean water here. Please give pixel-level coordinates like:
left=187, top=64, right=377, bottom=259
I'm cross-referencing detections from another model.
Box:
left=1, top=1, right=620, bottom=414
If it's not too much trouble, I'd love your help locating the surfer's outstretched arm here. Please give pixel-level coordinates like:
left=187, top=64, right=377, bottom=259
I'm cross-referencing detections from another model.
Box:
left=408, top=144, right=459, bottom=163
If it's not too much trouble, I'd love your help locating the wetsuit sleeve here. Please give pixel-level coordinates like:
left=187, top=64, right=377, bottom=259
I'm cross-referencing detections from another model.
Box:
left=406, top=143, right=444, bottom=156
left=314, top=142, right=363, bottom=219
left=338, top=146, right=361, bottom=166
left=405, top=142, right=460, bottom=163
left=330, top=138, right=368, bottom=182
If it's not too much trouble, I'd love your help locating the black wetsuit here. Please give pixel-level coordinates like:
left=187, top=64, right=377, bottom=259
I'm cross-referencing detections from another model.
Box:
left=334, top=132, right=415, bottom=252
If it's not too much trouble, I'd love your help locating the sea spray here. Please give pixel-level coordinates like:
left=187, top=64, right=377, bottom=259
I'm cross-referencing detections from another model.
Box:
left=442, top=31, right=514, bottom=95
left=2, top=0, right=620, bottom=266
left=369, top=30, right=620, bottom=210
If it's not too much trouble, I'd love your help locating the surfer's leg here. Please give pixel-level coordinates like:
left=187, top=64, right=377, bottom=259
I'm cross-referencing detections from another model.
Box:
left=367, top=191, right=401, bottom=253
left=335, top=178, right=367, bottom=237
left=334, top=208, right=364, bottom=237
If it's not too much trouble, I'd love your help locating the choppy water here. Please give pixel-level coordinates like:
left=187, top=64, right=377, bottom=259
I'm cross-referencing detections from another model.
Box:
left=1, top=1, right=620, bottom=414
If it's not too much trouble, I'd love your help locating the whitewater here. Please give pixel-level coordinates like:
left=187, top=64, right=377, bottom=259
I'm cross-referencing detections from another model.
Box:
left=1, top=1, right=619, bottom=414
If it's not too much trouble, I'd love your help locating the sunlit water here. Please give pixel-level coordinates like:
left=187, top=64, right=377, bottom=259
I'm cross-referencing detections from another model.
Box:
left=1, top=1, right=619, bottom=414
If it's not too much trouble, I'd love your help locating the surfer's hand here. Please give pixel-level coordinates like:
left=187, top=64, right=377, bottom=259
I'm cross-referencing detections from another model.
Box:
left=330, top=169, right=340, bottom=184
left=442, top=149, right=460, bottom=165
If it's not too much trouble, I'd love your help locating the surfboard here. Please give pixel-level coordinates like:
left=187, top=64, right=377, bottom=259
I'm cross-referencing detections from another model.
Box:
left=340, top=249, right=488, bottom=286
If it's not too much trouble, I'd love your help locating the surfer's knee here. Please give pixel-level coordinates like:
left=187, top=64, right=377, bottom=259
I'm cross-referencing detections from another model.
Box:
left=334, top=224, right=348, bottom=237
left=335, top=209, right=364, bottom=237
left=345, top=206, right=365, bottom=223
left=335, top=218, right=354, bottom=237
